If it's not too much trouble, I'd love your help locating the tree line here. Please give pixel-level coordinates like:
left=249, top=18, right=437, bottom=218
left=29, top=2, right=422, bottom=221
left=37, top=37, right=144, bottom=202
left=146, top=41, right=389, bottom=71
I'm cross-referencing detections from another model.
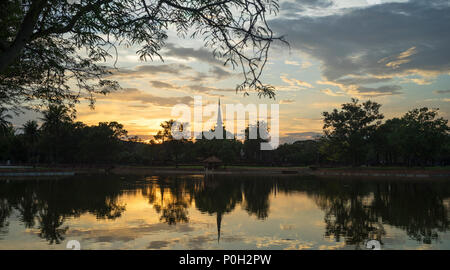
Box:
left=0, top=99, right=449, bottom=167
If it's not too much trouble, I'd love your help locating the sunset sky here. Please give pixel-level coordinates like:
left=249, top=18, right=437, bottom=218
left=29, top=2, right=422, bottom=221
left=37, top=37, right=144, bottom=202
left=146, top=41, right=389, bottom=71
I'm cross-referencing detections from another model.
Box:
left=13, top=0, right=450, bottom=143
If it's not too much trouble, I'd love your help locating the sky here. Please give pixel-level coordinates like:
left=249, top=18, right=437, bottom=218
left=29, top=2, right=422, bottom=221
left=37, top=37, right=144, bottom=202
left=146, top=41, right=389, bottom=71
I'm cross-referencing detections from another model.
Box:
left=12, top=0, right=450, bottom=144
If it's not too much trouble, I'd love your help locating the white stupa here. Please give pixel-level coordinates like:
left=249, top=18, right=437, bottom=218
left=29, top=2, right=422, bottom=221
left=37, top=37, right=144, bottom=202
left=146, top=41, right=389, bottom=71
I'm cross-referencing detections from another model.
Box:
left=216, top=98, right=223, bottom=131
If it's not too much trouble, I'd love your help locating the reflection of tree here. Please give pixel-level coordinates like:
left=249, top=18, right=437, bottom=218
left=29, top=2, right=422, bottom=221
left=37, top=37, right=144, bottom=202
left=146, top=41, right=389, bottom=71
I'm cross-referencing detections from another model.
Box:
left=317, top=195, right=385, bottom=248
left=140, top=176, right=450, bottom=247
left=308, top=179, right=450, bottom=247
left=158, top=201, right=190, bottom=225
left=0, top=176, right=127, bottom=244
left=0, top=198, right=11, bottom=235
left=242, top=180, right=273, bottom=220
left=16, top=189, right=39, bottom=228
left=1, top=175, right=450, bottom=248
left=194, top=177, right=243, bottom=216
left=307, top=180, right=383, bottom=247
left=371, top=182, right=450, bottom=244
left=144, top=177, right=193, bottom=225
left=37, top=208, right=68, bottom=244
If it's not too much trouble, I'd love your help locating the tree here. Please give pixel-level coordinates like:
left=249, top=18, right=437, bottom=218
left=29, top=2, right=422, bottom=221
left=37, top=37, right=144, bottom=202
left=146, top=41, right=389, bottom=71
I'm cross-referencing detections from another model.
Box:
left=21, top=120, right=40, bottom=163
left=40, top=104, right=73, bottom=132
left=322, top=99, right=384, bottom=165
left=40, top=104, right=74, bottom=163
left=154, top=119, right=189, bottom=167
left=0, top=0, right=285, bottom=110
left=372, top=118, right=405, bottom=165
left=380, top=108, right=450, bottom=166
left=154, top=119, right=176, bottom=143
left=78, top=122, right=128, bottom=163
left=0, top=107, right=12, bottom=136
left=275, top=140, right=320, bottom=166
left=401, top=107, right=449, bottom=165
left=243, top=121, right=269, bottom=162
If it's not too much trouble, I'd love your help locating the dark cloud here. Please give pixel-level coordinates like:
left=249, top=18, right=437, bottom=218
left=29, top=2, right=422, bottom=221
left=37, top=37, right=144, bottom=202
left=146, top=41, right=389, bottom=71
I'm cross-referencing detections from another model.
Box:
left=209, top=66, right=234, bottom=80
left=434, top=89, right=450, bottom=94
left=281, top=131, right=322, bottom=144
left=164, top=43, right=223, bottom=65
left=150, top=80, right=179, bottom=89
left=186, top=84, right=235, bottom=94
left=110, top=64, right=193, bottom=79
left=335, top=76, right=393, bottom=86
left=149, top=80, right=235, bottom=95
left=271, top=0, right=450, bottom=96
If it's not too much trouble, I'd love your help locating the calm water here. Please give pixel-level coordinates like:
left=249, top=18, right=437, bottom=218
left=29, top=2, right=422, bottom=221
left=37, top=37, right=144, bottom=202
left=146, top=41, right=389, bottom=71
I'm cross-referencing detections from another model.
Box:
left=0, top=175, right=449, bottom=250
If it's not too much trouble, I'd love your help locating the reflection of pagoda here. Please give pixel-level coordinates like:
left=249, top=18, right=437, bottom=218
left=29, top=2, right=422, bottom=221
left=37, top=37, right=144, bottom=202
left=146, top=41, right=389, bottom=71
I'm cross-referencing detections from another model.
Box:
left=217, top=212, right=222, bottom=243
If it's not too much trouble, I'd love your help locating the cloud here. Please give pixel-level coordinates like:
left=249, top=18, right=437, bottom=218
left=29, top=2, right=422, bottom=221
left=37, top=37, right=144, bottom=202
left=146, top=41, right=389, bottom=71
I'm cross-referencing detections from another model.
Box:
left=271, top=0, right=450, bottom=96
left=280, top=0, right=333, bottom=15
left=280, top=99, right=295, bottom=104
left=434, top=89, right=450, bottom=94
left=149, top=79, right=236, bottom=96
left=424, top=98, right=450, bottom=103
left=321, top=88, right=345, bottom=97
left=109, top=64, right=193, bottom=79
left=309, top=102, right=342, bottom=109
left=281, top=74, right=313, bottom=89
left=98, top=88, right=193, bottom=107
left=301, top=61, right=312, bottom=69
left=402, top=77, right=433, bottom=85
left=378, top=47, right=418, bottom=69
left=285, top=60, right=301, bottom=66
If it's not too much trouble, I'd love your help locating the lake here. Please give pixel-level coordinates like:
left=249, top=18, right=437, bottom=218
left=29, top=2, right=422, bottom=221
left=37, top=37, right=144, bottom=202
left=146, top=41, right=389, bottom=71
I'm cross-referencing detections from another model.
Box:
left=0, top=175, right=449, bottom=250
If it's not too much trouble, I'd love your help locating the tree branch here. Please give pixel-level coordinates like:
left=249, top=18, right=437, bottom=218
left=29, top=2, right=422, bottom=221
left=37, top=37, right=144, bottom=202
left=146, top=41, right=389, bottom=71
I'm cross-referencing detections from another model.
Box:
left=0, top=0, right=48, bottom=73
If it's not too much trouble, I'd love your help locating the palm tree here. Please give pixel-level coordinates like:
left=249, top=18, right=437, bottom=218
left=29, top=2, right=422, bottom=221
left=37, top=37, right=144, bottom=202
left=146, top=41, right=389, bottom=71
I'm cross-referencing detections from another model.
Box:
left=40, top=105, right=73, bottom=163
left=40, top=105, right=72, bottom=132
left=22, top=120, right=39, bottom=138
left=0, top=107, right=12, bottom=136
left=22, top=120, right=40, bottom=163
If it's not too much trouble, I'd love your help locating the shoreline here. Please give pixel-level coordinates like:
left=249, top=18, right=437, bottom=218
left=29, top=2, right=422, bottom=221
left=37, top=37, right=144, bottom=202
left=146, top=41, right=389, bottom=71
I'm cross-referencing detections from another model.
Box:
left=1, top=165, right=449, bottom=179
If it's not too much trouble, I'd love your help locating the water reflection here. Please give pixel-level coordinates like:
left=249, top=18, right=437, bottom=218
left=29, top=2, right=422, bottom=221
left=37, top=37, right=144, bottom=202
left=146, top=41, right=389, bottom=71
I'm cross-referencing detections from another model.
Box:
left=0, top=177, right=126, bottom=244
left=0, top=175, right=449, bottom=249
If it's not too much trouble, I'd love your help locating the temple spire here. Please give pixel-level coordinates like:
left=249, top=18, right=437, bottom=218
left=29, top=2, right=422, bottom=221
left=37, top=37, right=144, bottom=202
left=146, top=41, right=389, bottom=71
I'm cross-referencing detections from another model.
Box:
left=216, top=98, right=223, bottom=131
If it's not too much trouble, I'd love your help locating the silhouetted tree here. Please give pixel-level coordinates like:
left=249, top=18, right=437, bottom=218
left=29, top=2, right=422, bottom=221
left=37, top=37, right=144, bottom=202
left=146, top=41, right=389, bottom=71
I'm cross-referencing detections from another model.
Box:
left=321, top=99, right=384, bottom=166
left=1, top=0, right=284, bottom=110
left=0, top=107, right=13, bottom=138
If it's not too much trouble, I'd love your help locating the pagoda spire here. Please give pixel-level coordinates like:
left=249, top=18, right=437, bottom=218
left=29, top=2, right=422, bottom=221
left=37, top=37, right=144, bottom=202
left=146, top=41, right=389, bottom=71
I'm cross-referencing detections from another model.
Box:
left=216, top=98, right=223, bottom=130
